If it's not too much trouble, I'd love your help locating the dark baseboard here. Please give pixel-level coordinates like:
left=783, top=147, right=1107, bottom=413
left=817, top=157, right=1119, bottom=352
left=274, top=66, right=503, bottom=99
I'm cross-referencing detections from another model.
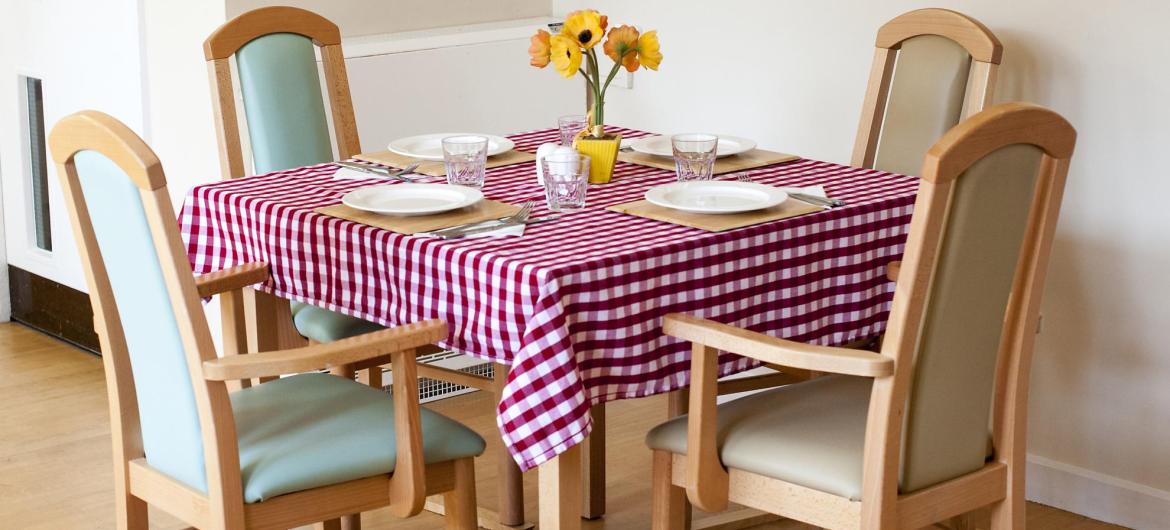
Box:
left=9, top=265, right=99, bottom=354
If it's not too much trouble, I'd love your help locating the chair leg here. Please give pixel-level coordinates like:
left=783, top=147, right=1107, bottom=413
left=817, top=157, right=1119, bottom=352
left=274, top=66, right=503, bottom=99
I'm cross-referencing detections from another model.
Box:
left=652, top=451, right=689, bottom=530
left=989, top=495, right=1023, bottom=530
left=116, top=491, right=148, bottom=530
left=317, top=519, right=342, bottom=530
left=443, top=458, right=478, bottom=530
left=340, top=513, right=361, bottom=530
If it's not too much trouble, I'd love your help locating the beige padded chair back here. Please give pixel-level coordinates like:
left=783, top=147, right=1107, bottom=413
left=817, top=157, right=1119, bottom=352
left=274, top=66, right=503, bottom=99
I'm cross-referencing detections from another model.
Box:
left=853, top=9, right=1002, bottom=175
left=900, top=143, right=1042, bottom=492
left=872, top=36, right=971, bottom=176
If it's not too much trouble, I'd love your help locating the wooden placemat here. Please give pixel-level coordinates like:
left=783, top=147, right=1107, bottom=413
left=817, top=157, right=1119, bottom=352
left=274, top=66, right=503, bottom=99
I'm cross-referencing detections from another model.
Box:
left=353, top=150, right=536, bottom=177
left=607, top=199, right=823, bottom=232
left=315, top=199, right=520, bottom=235
left=617, top=148, right=800, bottom=175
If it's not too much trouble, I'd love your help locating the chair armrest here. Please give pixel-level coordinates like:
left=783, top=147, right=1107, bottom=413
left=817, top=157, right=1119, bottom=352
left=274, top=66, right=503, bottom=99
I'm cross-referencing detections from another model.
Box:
left=663, top=313, right=893, bottom=377
left=202, top=319, right=447, bottom=381
left=195, top=262, right=270, bottom=298
left=887, top=260, right=901, bottom=283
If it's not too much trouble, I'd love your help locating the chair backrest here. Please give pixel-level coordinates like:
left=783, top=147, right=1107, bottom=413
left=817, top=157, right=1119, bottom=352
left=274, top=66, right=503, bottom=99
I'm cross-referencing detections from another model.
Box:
left=204, top=6, right=360, bottom=178
left=853, top=9, right=1002, bottom=176
left=48, top=111, right=239, bottom=499
left=866, top=103, right=1075, bottom=496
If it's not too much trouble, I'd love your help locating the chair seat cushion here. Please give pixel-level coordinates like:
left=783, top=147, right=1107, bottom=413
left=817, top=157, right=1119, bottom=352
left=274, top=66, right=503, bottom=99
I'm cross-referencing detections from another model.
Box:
left=292, top=305, right=385, bottom=343
left=646, top=375, right=872, bottom=500
left=231, top=372, right=486, bottom=503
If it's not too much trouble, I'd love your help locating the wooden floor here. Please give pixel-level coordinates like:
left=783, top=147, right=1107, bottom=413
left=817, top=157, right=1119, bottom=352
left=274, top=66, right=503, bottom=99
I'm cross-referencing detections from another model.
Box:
left=0, top=322, right=1127, bottom=529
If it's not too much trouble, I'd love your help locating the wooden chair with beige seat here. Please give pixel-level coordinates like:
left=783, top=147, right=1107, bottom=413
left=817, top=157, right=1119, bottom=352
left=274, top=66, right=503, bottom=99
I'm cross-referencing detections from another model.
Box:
left=853, top=8, right=1003, bottom=177
left=647, top=102, right=1076, bottom=529
left=48, top=110, right=484, bottom=530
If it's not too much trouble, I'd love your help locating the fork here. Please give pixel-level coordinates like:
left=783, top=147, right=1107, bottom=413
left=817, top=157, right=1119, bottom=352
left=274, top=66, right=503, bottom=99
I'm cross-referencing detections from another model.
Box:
left=337, top=161, right=421, bottom=181
left=426, top=200, right=535, bottom=237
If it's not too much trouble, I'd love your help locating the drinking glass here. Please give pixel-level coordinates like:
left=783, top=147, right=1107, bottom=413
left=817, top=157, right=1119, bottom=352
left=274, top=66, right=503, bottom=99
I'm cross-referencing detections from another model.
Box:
left=671, top=133, right=719, bottom=181
left=541, top=153, right=591, bottom=212
left=558, top=114, right=589, bottom=146
left=442, top=135, right=489, bottom=188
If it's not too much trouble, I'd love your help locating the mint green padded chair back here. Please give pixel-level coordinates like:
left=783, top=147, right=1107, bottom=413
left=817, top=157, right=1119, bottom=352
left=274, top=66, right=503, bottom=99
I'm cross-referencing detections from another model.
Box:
left=236, top=33, right=334, bottom=173
left=73, top=151, right=208, bottom=492
left=873, top=35, right=972, bottom=177
left=900, top=144, right=1043, bottom=492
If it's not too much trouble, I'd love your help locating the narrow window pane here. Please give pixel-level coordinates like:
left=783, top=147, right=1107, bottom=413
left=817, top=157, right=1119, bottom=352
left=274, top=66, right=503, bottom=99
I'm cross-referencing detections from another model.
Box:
left=24, top=76, right=52, bottom=251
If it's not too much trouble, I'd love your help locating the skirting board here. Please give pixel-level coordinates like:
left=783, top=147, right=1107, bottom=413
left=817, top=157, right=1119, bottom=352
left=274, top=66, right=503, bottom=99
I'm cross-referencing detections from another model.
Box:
left=1027, top=454, right=1170, bottom=529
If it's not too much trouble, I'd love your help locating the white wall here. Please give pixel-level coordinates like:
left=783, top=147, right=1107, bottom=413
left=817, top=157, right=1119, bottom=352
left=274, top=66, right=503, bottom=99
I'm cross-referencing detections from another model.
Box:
left=0, top=0, right=147, bottom=294
left=552, top=0, right=1170, bottom=525
left=228, top=0, right=550, bottom=37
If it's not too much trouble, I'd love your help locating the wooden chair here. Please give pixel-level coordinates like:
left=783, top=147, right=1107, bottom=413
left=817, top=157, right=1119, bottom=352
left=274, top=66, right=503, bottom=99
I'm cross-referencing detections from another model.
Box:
left=205, top=8, right=529, bottom=526
left=853, top=8, right=1003, bottom=177
left=48, top=110, right=483, bottom=530
left=647, top=102, right=1076, bottom=530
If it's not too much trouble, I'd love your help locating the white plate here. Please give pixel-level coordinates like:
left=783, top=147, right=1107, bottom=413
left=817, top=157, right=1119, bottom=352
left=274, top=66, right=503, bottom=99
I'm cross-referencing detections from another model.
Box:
left=341, top=184, right=483, bottom=216
left=387, top=133, right=515, bottom=161
left=644, top=181, right=788, bottom=214
left=628, top=135, right=757, bottom=158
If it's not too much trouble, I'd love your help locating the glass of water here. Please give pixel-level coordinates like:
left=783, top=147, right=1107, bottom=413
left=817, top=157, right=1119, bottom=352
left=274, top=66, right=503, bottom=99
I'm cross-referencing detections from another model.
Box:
left=541, top=153, right=591, bottom=212
left=558, top=114, right=589, bottom=146
left=442, top=135, right=489, bottom=188
left=671, top=133, right=719, bottom=181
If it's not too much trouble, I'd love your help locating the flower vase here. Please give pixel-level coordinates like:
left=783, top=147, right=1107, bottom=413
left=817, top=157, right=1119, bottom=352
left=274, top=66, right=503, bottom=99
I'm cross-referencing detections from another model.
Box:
left=573, top=128, right=622, bottom=184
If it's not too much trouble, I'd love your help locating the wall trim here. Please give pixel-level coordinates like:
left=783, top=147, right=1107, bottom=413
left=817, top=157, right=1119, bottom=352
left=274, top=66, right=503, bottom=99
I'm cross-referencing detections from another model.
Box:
left=1027, top=454, right=1170, bottom=529
left=8, top=265, right=98, bottom=353
left=342, top=16, right=557, bottom=58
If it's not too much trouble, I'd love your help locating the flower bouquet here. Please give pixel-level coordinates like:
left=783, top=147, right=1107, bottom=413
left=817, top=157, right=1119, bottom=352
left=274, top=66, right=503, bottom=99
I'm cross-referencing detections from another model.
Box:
left=529, top=10, right=662, bottom=182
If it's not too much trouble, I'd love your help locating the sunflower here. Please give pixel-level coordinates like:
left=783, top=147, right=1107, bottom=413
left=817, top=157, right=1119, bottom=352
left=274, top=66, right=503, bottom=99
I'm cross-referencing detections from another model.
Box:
left=562, top=10, right=605, bottom=49
left=549, top=34, right=582, bottom=78
left=638, top=30, right=663, bottom=71
left=528, top=29, right=551, bottom=68
left=603, top=25, right=641, bottom=72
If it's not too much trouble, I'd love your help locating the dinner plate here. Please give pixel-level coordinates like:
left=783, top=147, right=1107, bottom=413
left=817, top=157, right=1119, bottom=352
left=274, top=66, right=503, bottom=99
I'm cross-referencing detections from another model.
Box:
left=644, top=181, right=788, bottom=214
left=627, top=135, right=757, bottom=158
left=341, top=184, right=483, bottom=216
left=387, top=133, right=515, bottom=161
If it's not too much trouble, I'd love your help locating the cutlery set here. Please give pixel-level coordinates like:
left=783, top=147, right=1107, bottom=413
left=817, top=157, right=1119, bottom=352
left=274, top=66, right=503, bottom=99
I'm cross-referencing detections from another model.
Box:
left=423, top=200, right=562, bottom=239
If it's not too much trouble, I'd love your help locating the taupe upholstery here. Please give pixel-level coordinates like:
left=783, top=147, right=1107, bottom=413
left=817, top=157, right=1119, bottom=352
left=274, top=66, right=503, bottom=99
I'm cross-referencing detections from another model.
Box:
left=873, top=35, right=971, bottom=176
left=901, top=144, right=1042, bottom=491
left=647, top=376, right=872, bottom=500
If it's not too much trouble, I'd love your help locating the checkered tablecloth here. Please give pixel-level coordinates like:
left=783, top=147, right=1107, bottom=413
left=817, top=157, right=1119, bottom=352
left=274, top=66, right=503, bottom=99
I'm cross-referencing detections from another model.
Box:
left=179, top=127, right=917, bottom=470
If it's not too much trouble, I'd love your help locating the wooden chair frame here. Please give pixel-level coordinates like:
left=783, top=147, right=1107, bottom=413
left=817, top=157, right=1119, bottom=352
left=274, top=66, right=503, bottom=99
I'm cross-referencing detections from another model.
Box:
left=204, top=6, right=361, bottom=179
left=653, top=103, right=1076, bottom=530
left=49, top=111, right=477, bottom=530
left=852, top=8, right=1004, bottom=169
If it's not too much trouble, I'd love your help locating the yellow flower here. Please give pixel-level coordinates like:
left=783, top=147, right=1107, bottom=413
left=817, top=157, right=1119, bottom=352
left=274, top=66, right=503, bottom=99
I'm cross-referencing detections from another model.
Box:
left=549, top=34, right=582, bottom=78
left=528, top=29, right=551, bottom=68
left=603, top=25, right=641, bottom=72
left=563, top=10, right=605, bottom=49
left=638, top=30, right=662, bottom=71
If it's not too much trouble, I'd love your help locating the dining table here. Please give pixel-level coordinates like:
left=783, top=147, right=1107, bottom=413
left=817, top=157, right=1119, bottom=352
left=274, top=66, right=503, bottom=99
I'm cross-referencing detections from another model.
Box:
left=179, top=125, right=917, bottom=529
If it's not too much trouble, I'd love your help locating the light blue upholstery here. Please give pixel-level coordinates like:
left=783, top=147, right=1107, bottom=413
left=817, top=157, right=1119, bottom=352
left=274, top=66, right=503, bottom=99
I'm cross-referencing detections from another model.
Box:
left=236, top=32, right=385, bottom=342
left=74, top=151, right=207, bottom=493
left=232, top=372, right=486, bottom=503
left=236, top=33, right=333, bottom=174
left=293, top=305, right=386, bottom=343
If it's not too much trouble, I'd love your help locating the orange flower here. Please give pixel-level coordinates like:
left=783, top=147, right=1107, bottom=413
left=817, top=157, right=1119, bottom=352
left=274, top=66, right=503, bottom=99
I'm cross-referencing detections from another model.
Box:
left=603, top=25, right=641, bottom=72
left=528, top=29, right=551, bottom=68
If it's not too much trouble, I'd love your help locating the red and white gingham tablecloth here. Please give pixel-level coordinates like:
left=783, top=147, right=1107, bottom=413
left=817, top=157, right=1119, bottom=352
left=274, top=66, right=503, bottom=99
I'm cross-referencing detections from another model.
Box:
left=179, top=127, right=917, bottom=471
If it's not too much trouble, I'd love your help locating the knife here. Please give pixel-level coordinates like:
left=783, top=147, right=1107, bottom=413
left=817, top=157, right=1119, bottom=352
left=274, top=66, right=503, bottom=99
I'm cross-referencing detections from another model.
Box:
left=336, top=161, right=413, bottom=181
left=433, top=215, right=561, bottom=239
left=789, top=192, right=846, bottom=208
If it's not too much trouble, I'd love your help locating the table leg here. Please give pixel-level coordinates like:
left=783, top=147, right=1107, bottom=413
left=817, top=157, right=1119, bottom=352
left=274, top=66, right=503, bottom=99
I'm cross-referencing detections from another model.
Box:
left=539, top=443, right=582, bottom=530
left=243, top=288, right=305, bottom=383
left=581, top=403, right=606, bottom=519
left=494, top=364, right=526, bottom=527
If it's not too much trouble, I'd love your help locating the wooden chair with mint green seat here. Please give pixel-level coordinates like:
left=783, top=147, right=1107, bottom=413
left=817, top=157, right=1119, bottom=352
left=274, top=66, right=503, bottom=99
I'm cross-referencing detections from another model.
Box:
left=203, top=5, right=386, bottom=357
left=647, top=102, right=1076, bottom=530
left=49, top=110, right=483, bottom=530
left=853, top=8, right=1003, bottom=177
